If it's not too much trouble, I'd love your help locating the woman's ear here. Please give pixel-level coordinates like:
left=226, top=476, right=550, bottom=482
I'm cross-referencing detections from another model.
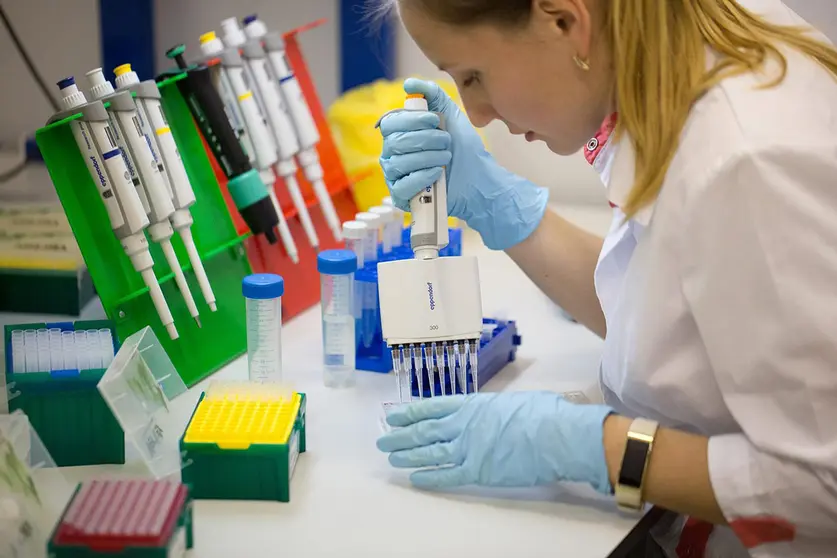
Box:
left=533, top=0, right=592, bottom=57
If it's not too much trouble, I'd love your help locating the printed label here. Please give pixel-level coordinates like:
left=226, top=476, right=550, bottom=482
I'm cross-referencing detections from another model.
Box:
left=141, top=418, right=165, bottom=458
left=288, top=430, right=300, bottom=479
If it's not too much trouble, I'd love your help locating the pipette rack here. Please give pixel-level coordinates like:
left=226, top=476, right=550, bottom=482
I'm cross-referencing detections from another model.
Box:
left=35, top=74, right=252, bottom=388
left=354, top=225, right=463, bottom=372
left=180, top=381, right=307, bottom=502
left=199, top=19, right=359, bottom=322
left=3, top=320, right=124, bottom=467
left=48, top=479, right=194, bottom=557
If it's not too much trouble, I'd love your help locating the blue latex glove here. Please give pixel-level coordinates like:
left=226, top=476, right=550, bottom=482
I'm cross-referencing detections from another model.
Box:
left=376, top=392, right=614, bottom=493
left=378, top=78, right=549, bottom=251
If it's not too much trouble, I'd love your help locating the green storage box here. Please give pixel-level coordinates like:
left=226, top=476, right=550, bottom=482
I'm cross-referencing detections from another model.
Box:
left=180, top=383, right=306, bottom=502
left=4, top=320, right=124, bottom=467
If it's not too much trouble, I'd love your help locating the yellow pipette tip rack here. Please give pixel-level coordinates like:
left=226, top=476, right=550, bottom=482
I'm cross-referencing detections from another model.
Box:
left=183, top=381, right=300, bottom=450
left=179, top=381, right=307, bottom=503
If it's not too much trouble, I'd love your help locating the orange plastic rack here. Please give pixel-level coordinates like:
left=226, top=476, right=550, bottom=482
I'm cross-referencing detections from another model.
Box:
left=203, top=18, right=359, bottom=320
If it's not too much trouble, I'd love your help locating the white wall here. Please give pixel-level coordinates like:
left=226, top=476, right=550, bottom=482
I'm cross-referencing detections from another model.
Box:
left=0, top=0, right=100, bottom=144
left=0, top=1, right=340, bottom=145
left=394, top=0, right=837, bottom=206
left=154, top=0, right=340, bottom=110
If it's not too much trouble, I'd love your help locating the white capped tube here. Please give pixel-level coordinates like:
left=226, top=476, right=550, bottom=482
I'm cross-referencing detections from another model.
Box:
left=369, top=205, right=396, bottom=255
left=354, top=211, right=382, bottom=265
left=381, top=196, right=405, bottom=247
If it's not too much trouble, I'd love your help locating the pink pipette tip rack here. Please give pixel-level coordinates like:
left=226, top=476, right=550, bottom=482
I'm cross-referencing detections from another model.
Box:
left=52, top=479, right=188, bottom=552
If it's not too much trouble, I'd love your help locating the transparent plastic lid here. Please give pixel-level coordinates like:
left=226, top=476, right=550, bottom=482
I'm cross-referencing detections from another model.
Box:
left=97, top=326, right=189, bottom=479
left=0, top=410, right=70, bottom=558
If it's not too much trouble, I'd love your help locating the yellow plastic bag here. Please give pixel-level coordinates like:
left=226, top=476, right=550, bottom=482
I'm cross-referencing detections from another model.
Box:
left=327, top=77, right=477, bottom=214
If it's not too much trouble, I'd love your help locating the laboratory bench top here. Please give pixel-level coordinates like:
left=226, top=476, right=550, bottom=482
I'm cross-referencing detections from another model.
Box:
left=1, top=214, right=660, bottom=558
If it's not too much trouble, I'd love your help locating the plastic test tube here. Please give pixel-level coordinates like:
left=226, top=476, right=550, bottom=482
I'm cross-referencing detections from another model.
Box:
left=242, top=274, right=286, bottom=390
left=113, top=64, right=219, bottom=311
left=165, top=44, right=281, bottom=247
left=381, top=196, right=405, bottom=248
left=198, top=32, right=301, bottom=261
left=342, top=220, right=367, bottom=326
left=317, top=250, right=358, bottom=388
left=369, top=205, right=396, bottom=256
left=86, top=68, right=202, bottom=328
left=354, top=212, right=382, bottom=265
left=56, top=78, right=179, bottom=340
left=243, top=17, right=343, bottom=243
left=224, top=17, right=342, bottom=244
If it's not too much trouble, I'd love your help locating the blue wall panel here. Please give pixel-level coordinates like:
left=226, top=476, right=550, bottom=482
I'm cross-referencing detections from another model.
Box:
left=340, top=0, right=395, bottom=92
left=100, top=0, right=155, bottom=81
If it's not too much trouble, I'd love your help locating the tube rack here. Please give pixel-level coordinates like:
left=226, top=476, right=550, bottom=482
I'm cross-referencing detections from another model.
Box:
left=179, top=381, right=306, bottom=502
left=48, top=479, right=193, bottom=557
left=3, top=320, right=124, bottom=467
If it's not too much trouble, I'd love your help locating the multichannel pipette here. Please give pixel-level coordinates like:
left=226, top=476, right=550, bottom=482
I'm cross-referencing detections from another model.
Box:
left=236, top=15, right=344, bottom=243
left=198, top=31, right=300, bottom=262
left=220, top=18, right=328, bottom=249
left=85, top=68, right=202, bottom=328
left=164, top=44, right=281, bottom=247
left=376, top=93, right=483, bottom=402
left=56, top=77, right=179, bottom=340
left=113, top=63, right=218, bottom=313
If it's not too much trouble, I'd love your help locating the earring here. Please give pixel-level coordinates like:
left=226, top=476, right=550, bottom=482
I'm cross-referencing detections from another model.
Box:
left=573, top=54, right=591, bottom=71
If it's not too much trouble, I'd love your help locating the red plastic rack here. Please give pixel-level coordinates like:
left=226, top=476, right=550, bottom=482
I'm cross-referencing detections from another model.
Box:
left=203, top=18, right=359, bottom=321
left=53, top=479, right=188, bottom=553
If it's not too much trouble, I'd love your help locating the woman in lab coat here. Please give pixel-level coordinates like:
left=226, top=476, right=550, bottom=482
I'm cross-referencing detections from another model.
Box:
left=374, top=0, right=837, bottom=555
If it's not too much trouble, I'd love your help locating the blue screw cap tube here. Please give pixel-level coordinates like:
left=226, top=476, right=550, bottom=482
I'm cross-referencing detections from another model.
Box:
left=318, top=250, right=358, bottom=388
left=243, top=273, right=286, bottom=389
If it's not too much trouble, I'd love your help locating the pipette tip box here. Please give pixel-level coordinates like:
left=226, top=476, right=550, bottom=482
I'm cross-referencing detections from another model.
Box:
left=411, top=318, right=521, bottom=397
left=47, top=479, right=193, bottom=557
left=3, top=320, right=124, bottom=467
left=179, top=381, right=306, bottom=502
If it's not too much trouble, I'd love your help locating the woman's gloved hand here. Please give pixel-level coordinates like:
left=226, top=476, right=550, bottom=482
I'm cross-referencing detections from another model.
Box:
left=378, top=78, right=549, bottom=251
left=376, top=392, right=614, bottom=493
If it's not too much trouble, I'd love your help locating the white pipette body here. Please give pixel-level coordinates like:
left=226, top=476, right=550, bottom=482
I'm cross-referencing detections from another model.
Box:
left=226, top=27, right=321, bottom=250
left=114, top=64, right=218, bottom=312
left=59, top=79, right=179, bottom=340
left=202, top=34, right=299, bottom=263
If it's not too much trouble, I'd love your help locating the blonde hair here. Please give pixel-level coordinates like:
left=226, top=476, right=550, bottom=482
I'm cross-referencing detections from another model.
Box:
left=387, top=0, right=837, bottom=218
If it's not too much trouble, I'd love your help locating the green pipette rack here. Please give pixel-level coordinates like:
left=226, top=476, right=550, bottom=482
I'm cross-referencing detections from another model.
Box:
left=34, top=72, right=250, bottom=387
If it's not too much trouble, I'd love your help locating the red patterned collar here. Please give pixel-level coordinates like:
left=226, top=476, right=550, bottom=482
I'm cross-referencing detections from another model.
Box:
left=584, top=112, right=618, bottom=165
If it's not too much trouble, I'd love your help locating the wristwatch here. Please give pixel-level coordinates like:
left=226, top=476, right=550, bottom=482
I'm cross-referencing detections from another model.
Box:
left=615, top=417, right=659, bottom=512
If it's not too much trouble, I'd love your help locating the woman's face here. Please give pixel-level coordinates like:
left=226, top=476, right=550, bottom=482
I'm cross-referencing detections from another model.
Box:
left=399, top=0, right=613, bottom=156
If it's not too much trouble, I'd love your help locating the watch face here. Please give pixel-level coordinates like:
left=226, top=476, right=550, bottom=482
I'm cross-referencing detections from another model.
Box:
left=618, top=438, right=649, bottom=488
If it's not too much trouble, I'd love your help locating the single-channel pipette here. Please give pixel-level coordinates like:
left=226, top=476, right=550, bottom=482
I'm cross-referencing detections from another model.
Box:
left=230, top=16, right=343, bottom=243
left=56, top=77, right=179, bottom=340
left=85, top=68, right=202, bottom=328
left=113, top=63, right=218, bottom=312
left=164, top=44, right=281, bottom=247
left=220, top=19, right=327, bottom=249
left=376, top=94, right=483, bottom=401
left=198, top=31, right=300, bottom=262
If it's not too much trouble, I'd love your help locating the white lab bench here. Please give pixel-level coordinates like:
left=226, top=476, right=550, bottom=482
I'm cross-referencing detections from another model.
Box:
left=1, top=205, right=655, bottom=557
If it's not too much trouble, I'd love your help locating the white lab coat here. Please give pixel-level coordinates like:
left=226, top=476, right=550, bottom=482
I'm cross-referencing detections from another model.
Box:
left=589, top=0, right=837, bottom=556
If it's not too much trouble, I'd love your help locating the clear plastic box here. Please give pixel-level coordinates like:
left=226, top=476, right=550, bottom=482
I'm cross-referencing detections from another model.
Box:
left=0, top=410, right=70, bottom=558
left=97, top=326, right=189, bottom=479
